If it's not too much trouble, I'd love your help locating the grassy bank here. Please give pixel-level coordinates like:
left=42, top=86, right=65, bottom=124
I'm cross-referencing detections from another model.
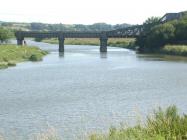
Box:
left=42, top=38, right=136, bottom=49
left=160, top=45, right=187, bottom=57
left=0, top=45, right=48, bottom=69
left=89, top=105, right=187, bottom=140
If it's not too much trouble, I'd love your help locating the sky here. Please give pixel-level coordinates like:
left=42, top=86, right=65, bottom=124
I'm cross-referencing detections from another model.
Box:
left=0, top=0, right=187, bottom=25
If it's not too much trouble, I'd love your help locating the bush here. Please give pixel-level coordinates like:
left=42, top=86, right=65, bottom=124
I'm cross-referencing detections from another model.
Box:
left=0, top=27, right=13, bottom=43
left=175, top=19, right=187, bottom=40
left=7, top=61, right=16, bottom=66
left=29, top=54, right=43, bottom=61
left=146, top=23, right=175, bottom=51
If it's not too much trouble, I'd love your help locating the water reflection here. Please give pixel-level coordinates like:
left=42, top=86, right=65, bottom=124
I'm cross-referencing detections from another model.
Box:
left=59, top=52, right=65, bottom=58
left=100, top=52, right=107, bottom=59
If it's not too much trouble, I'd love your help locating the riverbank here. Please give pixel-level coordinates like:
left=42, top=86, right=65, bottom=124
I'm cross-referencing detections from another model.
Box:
left=89, top=105, right=187, bottom=140
left=0, top=45, right=48, bottom=69
left=41, top=38, right=136, bottom=49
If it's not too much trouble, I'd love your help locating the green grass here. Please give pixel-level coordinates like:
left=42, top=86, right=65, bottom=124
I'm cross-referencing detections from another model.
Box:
left=161, top=45, right=187, bottom=56
left=42, top=38, right=136, bottom=49
left=0, top=45, right=48, bottom=69
left=89, top=105, right=187, bottom=140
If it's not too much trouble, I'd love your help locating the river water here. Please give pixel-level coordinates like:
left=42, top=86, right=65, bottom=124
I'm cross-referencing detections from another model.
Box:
left=0, top=40, right=187, bottom=139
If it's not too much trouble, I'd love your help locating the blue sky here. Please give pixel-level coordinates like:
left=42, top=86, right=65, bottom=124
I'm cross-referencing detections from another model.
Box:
left=0, top=0, right=187, bottom=24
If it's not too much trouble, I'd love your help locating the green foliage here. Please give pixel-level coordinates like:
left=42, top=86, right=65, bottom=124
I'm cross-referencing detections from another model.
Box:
left=7, top=61, right=16, bottom=66
left=0, top=27, right=13, bottom=43
left=175, top=18, right=187, bottom=40
left=143, top=17, right=160, bottom=33
left=137, top=14, right=187, bottom=53
left=146, top=23, right=175, bottom=51
left=0, top=45, right=47, bottom=69
left=89, top=106, right=187, bottom=140
left=29, top=54, right=43, bottom=61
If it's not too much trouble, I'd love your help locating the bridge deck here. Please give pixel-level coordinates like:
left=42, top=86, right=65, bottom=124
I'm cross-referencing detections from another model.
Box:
left=15, top=31, right=105, bottom=38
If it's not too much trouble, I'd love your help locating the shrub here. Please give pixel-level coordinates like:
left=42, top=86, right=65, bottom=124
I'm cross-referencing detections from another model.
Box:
left=0, top=27, right=13, bottom=43
left=7, top=61, right=16, bottom=66
left=29, top=54, right=43, bottom=61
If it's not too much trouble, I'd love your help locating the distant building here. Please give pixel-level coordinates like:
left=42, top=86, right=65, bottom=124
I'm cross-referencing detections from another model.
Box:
left=160, top=11, right=187, bottom=23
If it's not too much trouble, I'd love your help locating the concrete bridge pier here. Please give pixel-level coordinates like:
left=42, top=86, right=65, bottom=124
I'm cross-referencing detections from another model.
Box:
left=100, top=36, right=108, bottom=52
left=58, top=36, right=65, bottom=52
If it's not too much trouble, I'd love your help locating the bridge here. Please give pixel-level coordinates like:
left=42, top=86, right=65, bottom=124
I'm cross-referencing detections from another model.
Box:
left=15, top=25, right=143, bottom=52
left=15, top=11, right=184, bottom=52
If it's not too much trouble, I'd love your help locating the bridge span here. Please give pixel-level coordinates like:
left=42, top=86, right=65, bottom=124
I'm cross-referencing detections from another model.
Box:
left=15, top=25, right=143, bottom=52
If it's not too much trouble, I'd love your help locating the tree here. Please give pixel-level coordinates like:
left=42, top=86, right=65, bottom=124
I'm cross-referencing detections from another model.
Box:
left=145, top=23, right=175, bottom=51
left=0, top=27, right=13, bottom=43
left=142, top=17, right=160, bottom=33
left=175, top=19, right=187, bottom=40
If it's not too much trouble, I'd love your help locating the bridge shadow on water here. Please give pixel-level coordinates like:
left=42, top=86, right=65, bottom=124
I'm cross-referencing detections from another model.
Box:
left=59, top=52, right=65, bottom=58
left=100, top=52, right=107, bottom=59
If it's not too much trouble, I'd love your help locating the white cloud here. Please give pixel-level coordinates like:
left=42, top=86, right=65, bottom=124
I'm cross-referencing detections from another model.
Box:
left=0, top=0, right=186, bottom=24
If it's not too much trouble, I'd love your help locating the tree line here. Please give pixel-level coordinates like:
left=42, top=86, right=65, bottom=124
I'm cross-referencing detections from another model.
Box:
left=0, top=22, right=130, bottom=32
left=136, top=12, right=187, bottom=52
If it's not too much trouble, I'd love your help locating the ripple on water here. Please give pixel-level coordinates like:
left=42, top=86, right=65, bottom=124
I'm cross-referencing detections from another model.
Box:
left=1, top=40, right=187, bottom=140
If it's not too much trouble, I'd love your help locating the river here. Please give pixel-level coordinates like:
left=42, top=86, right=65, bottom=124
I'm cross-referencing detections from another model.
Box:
left=0, top=40, right=187, bottom=139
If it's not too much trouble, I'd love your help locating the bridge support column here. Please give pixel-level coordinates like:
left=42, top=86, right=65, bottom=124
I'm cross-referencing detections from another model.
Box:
left=58, top=36, right=65, bottom=52
left=16, top=37, right=24, bottom=45
left=100, top=35, right=108, bottom=52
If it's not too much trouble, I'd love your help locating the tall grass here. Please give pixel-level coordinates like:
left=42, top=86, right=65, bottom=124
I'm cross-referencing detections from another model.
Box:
left=89, top=105, right=187, bottom=140
left=0, top=45, right=48, bottom=69
left=161, top=45, right=187, bottom=56
left=33, top=128, right=60, bottom=140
